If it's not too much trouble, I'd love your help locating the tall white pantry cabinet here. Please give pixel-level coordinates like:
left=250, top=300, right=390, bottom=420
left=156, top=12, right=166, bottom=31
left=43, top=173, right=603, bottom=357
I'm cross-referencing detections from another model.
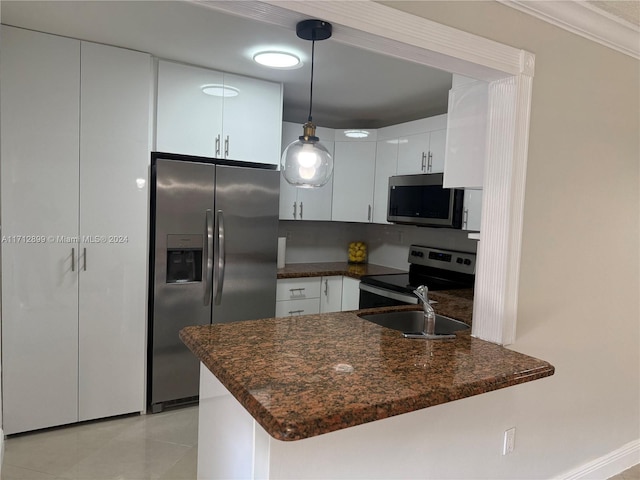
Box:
left=0, top=26, right=150, bottom=434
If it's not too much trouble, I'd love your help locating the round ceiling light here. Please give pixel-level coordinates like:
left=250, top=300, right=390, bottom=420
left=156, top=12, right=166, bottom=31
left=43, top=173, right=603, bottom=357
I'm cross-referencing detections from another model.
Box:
left=253, top=51, right=301, bottom=69
left=201, top=84, right=239, bottom=97
left=344, top=130, right=370, bottom=138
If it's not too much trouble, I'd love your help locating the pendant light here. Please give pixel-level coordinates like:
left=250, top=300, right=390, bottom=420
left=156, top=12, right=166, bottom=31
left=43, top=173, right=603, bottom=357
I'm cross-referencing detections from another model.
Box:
left=281, top=20, right=333, bottom=188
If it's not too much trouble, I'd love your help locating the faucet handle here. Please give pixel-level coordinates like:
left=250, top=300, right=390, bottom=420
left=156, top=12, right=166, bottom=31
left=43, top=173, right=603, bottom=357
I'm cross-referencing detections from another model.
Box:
left=413, top=285, right=429, bottom=302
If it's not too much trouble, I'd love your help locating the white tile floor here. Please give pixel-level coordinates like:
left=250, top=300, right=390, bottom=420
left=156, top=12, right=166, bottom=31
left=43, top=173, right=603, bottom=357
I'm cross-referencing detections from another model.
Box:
left=1, top=406, right=198, bottom=480
left=2, top=408, right=638, bottom=480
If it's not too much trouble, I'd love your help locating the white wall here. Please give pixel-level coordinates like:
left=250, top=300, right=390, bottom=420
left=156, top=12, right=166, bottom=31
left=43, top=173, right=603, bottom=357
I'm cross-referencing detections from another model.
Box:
left=372, top=1, right=639, bottom=477
left=0, top=0, right=4, bottom=470
left=279, top=221, right=477, bottom=270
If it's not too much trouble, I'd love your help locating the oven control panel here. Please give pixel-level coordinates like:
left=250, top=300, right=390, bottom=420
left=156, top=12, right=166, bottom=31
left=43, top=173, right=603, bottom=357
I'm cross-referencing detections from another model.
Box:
left=408, top=245, right=476, bottom=274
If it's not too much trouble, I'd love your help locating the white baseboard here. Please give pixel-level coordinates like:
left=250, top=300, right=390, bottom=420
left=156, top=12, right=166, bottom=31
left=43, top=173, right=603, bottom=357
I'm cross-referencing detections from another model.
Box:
left=556, top=439, right=640, bottom=480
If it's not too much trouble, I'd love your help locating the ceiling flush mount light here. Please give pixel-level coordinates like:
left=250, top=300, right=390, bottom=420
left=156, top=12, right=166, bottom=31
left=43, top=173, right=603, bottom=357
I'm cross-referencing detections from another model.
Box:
left=253, top=51, right=301, bottom=69
left=281, top=19, right=333, bottom=188
left=201, top=84, right=239, bottom=97
left=344, top=130, right=370, bottom=139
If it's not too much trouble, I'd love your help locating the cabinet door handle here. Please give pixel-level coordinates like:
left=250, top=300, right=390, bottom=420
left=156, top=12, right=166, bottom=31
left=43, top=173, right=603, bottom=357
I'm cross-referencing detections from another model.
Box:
left=288, top=309, right=304, bottom=316
left=368, top=204, right=372, bottom=222
left=324, top=279, right=328, bottom=297
left=299, top=202, right=303, bottom=220
left=215, top=134, right=221, bottom=157
left=289, top=287, right=306, bottom=299
left=83, top=248, right=87, bottom=271
left=427, top=151, right=433, bottom=173
left=224, top=135, right=229, bottom=158
left=463, top=208, right=469, bottom=229
left=421, top=152, right=427, bottom=172
left=71, top=247, right=75, bottom=272
left=293, top=201, right=297, bottom=220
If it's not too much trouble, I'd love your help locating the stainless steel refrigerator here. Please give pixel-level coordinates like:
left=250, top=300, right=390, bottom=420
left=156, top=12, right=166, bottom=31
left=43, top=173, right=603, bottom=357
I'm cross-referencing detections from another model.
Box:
left=148, top=153, right=279, bottom=413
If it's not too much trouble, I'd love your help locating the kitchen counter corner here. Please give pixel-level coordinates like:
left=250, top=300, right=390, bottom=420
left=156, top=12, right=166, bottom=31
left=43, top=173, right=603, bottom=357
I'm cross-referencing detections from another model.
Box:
left=180, top=312, right=554, bottom=441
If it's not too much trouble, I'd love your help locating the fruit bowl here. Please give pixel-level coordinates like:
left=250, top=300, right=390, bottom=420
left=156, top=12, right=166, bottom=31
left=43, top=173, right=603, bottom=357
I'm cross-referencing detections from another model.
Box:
left=348, top=241, right=367, bottom=264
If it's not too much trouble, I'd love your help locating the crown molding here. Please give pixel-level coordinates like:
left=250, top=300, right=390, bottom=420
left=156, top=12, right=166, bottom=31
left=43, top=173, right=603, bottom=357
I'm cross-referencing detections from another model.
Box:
left=499, top=0, right=640, bottom=59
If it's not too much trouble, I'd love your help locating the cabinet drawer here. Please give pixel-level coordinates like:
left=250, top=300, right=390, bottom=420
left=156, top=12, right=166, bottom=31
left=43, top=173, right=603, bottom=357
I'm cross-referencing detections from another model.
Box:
left=276, top=277, right=322, bottom=301
left=275, top=298, right=320, bottom=317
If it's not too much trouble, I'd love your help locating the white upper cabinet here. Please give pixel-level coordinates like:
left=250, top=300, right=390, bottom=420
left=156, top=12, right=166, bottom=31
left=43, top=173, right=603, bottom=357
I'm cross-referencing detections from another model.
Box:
left=279, top=122, right=334, bottom=221
left=396, top=131, right=429, bottom=175
left=463, top=189, right=483, bottom=232
left=332, top=131, right=377, bottom=223
left=393, top=115, right=447, bottom=175
left=222, top=72, right=283, bottom=165
left=443, top=76, right=489, bottom=188
left=157, top=61, right=223, bottom=157
left=157, top=60, right=282, bottom=165
left=373, top=131, right=398, bottom=224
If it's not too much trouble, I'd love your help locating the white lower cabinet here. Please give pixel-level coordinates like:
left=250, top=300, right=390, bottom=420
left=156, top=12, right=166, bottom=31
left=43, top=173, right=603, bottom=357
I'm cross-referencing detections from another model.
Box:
left=341, top=277, right=361, bottom=311
left=276, top=278, right=322, bottom=316
left=0, top=26, right=150, bottom=434
left=275, top=298, right=321, bottom=317
left=320, top=276, right=343, bottom=313
left=276, top=276, right=360, bottom=316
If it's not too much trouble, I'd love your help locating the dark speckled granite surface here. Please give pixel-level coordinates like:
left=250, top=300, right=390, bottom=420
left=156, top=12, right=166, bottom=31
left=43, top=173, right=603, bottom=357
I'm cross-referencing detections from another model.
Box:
left=181, top=310, right=554, bottom=441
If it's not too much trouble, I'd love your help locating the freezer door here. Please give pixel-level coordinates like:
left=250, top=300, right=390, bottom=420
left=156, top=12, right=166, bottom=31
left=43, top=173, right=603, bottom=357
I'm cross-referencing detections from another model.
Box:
left=151, top=158, right=215, bottom=408
left=213, top=165, right=279, bottom=323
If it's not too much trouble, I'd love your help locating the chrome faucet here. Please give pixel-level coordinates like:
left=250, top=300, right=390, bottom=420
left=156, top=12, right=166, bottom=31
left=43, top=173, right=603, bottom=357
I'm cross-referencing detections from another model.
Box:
left=403, top=285, right=456, bottom=340
left=413, top=285, right=436, bottom=335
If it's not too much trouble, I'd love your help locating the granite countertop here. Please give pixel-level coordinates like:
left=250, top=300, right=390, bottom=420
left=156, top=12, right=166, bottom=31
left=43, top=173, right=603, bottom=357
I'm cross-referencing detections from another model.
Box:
left=277, top=262, right=406, bottom=280
left=181, top=311, right=554, bottom=441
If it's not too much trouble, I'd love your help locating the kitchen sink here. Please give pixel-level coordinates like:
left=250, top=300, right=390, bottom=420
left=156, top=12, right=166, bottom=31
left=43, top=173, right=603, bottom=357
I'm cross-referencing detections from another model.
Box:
left=359, top=310, right=470, bottom=335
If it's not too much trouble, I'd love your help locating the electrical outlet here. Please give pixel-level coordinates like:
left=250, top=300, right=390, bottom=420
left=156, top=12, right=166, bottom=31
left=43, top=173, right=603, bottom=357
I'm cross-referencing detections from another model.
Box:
left=503, top=427, right=516, bottom=455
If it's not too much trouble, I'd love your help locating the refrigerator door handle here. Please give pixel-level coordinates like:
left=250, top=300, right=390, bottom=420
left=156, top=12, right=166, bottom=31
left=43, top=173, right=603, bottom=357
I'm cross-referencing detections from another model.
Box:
left=204, top=209, right=214, bottom=306
left=214, top=210, right=226, bottom=306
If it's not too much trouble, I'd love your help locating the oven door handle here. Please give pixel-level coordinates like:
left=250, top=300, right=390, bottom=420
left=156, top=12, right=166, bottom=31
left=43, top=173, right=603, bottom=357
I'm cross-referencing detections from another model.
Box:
left=359, top=283, right=419, bottom=305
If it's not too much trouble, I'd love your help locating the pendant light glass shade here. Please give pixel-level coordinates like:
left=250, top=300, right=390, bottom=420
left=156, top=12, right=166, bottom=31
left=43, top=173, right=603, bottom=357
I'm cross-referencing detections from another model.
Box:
left=281, top=20, right=333, bottom=188
left=281, top=122, right=333, bottom=188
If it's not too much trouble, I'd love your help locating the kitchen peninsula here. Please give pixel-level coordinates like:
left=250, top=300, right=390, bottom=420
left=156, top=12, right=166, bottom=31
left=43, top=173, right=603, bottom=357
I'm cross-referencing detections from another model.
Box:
left=181, top=299, right=554, bottom=479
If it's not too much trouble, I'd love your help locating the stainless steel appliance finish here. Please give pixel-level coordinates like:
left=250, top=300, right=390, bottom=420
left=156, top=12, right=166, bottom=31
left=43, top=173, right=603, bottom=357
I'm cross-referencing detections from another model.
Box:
left=387, top=173, right=464, bottom=228
left=358, top=245, right=476, bottom=309
left=149, top=153, right=279, bottom=412
left=359, top=311, right=469, bottom=335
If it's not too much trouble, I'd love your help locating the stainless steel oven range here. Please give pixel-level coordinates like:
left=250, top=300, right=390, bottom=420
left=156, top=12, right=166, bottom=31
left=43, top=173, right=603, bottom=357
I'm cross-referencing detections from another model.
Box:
left=358, top=245, right=476, bottom=309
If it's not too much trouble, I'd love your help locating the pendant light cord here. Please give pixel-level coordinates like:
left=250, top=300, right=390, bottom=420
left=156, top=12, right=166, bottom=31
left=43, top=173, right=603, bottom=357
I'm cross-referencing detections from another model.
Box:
left=308, top=39, right=315, bottom=123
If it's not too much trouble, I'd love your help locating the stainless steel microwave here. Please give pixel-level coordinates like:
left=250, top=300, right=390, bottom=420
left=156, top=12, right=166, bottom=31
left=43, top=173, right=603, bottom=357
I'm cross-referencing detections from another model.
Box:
left=387, top=173, right=464, bottom=228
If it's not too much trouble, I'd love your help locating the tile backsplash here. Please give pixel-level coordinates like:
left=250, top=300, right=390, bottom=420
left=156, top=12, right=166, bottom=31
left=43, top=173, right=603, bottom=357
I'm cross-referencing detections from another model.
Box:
left=279, top=221, right=478, bottom=270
